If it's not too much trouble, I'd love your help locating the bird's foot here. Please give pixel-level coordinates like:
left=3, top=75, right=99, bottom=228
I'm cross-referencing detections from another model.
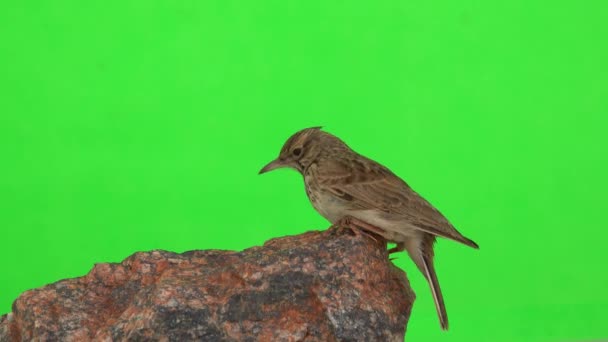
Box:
left=387, top=242, right=405, bottom=255
left=331, top=215, right=385, bottom=244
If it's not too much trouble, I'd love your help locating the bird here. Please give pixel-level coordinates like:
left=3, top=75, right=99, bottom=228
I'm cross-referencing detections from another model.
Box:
left=258, top=126, right=478, bottom=330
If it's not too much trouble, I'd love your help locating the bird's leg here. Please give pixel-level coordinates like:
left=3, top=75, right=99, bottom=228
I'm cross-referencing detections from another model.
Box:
left=330, top=215, right=361, bottom=235
left=387, top=242, right=406, bottom=260
left=388, top=242, right=405, bottom=255
left=331, top=215, right=385, bottom=243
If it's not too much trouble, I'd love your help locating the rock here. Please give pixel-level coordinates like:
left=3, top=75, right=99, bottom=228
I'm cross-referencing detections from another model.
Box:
left=0, top=228, right=415, bottom=341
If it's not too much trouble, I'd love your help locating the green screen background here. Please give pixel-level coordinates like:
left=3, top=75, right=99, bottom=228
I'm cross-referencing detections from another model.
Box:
left=1, top=1, right=606, bottom=341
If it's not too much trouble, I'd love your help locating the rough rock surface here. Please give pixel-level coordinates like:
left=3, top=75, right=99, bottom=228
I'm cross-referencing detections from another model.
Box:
left=0, top=228, right=414, bottom=341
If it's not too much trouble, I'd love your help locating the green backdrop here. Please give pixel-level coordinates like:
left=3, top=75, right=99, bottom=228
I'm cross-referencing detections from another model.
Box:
left=1, top=0, right=606, bottom=341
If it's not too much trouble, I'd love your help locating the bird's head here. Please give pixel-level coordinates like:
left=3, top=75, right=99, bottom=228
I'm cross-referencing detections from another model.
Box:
left=259, top=126, right=326, bottom=175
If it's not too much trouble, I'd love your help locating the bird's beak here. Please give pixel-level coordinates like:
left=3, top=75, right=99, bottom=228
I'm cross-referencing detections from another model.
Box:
left=259, top=158, right=284, bottom=174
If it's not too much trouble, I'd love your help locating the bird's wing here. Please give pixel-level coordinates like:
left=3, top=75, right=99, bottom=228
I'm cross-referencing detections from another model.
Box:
left=317, top=157, right=478, bottom=248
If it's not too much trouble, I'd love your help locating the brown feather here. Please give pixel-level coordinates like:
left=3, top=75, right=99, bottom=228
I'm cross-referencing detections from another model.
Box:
left=318, top=155, right=478, bottom=248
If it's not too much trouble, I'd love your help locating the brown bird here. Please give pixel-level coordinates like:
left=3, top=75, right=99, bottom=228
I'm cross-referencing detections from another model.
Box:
left=259, top=127, right=478, bottom=330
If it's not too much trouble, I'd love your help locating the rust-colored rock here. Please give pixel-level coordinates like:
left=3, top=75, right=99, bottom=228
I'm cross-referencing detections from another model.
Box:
left=0, top=229, right=414, bottom=341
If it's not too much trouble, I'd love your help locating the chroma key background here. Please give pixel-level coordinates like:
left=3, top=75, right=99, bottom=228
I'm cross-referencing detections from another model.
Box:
left=1, top=1, right=606, bottom=341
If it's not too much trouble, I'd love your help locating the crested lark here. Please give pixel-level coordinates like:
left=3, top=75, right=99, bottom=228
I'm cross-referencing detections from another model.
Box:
left=259, top=127, right=478, bottom=330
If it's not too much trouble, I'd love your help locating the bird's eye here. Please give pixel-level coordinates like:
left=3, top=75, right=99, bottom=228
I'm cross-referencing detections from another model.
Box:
left=292, top=148, right=302, bottom=156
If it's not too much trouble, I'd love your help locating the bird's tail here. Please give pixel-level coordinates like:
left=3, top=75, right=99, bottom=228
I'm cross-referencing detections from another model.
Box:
left=421, top=252, right=448, bottom=330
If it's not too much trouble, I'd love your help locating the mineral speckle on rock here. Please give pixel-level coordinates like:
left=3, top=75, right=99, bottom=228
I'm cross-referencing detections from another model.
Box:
left=0, top=229, right=415, bottom=341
